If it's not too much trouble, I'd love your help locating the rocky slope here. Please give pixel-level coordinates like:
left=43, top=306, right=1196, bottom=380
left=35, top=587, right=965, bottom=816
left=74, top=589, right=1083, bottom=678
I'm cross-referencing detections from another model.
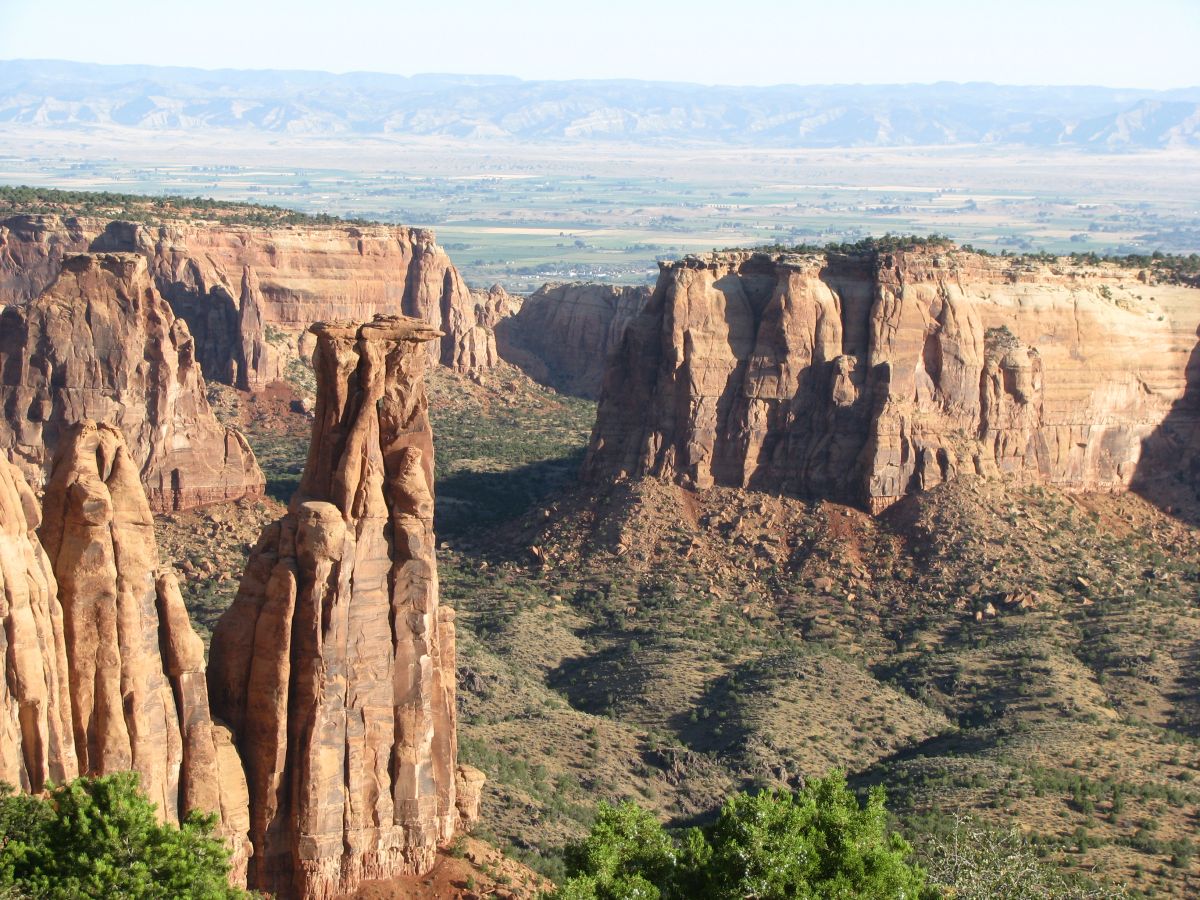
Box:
left=207, top=316, right=470, bottom=899
left=2, top=213, right=517, bottom=388
left=583, top=247, right=1200, bottom=511
left=496, top=282, right=648, bottom=398
left=0, top=252, right=264, bottom=511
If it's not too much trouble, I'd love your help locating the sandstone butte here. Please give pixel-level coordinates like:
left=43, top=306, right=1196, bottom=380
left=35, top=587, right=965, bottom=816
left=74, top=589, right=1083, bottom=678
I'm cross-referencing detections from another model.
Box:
left=0, top=213, right=518, bottom=390
left=497, top=281, right=650, bottom=398
left=1, top=421, right=252, bottom=882
left=0, top=251, right=265, bottom=512
left=207, top=314, right=479, bottom=900
left=583, top=247, right=1200, bottom=512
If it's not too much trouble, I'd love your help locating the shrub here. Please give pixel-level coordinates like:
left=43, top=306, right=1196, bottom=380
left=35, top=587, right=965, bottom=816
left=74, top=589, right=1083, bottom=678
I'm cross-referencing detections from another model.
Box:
left=550, top=771, right=934, bottom=899
left=0, top=773, right=245, bottom=899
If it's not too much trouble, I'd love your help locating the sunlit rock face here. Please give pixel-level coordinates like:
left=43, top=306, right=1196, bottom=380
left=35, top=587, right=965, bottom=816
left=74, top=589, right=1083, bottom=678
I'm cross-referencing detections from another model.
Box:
left=584, top=247, right=1200, bottom=511
left=207, top=316, right=463, bottom=900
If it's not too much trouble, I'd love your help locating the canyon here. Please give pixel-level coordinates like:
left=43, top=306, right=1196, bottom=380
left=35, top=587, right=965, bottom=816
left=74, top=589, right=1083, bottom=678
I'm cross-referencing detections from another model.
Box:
left=583, top=246, right=1200, bottom=511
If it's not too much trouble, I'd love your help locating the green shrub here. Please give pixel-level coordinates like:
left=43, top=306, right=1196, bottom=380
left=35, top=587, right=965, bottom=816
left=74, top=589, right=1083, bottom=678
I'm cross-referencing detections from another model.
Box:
left=0, top=773, right=245, bottom=899
left=550, top=771, right=934, bottom=899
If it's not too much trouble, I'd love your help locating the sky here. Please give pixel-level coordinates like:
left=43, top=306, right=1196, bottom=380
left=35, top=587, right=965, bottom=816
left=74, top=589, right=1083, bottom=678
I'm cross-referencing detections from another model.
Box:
left=1, top=0, right=1197, bottom=89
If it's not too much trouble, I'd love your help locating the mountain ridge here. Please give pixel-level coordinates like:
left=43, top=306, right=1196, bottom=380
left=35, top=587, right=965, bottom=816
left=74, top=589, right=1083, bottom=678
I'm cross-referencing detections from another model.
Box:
left=3, top=59, right=1199, bottom=149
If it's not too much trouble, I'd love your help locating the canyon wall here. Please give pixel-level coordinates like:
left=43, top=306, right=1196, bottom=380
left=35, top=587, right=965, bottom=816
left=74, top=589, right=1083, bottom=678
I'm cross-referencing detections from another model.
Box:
left=0, top=214, right=98, bottom=306
left=207, top=315, right=464, bottom=899
left=0, top=422, right=252, bottom=882
left=583, top=248, right=1200, bottom=511
left=0, top=456, right=76, bottom=793
left=496, top=281, right=648, bottom=398
left=2, top=214, right=515, bottom=388
left=0, top=252, right=264, bottom=511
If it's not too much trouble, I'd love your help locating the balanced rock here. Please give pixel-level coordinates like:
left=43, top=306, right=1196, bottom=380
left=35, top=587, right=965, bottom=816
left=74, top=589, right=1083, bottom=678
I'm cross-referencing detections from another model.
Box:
left=37, top=421, right=251, bottom=882
left=496, top=281, right=649, bottom=398
left=0, top=457, right=77, bottom=792
left=0, top=252, right=264, bottom=511
left=583, top=247, right=1200, bottom=511
left=208, top=315, right=465, bottom=899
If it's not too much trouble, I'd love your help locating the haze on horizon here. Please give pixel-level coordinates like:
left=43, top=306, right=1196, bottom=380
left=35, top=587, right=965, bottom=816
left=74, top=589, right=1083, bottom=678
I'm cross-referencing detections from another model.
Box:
left=2, top=0, right=1197, bottom=90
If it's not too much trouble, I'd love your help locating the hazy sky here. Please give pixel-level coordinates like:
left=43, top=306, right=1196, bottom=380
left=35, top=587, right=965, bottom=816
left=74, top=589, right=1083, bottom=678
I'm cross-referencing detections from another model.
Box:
left=2, top=0, right=1197, bottom=88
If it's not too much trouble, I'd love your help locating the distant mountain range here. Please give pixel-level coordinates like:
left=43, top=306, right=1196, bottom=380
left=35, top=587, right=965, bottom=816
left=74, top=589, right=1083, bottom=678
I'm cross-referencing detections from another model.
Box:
left=2, top=59, right=1198, bottom=149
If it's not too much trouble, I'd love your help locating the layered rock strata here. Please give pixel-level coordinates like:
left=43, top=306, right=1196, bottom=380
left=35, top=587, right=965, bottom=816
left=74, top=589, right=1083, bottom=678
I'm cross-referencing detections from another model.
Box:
left=583, top=248, right=1200, bottom=511
left=91, top=221, right=509, bottom=386
left=0, top=252, right=264, bottom=511
left=0, top=457, right=76, bottom=792
left=208, top=315, right=462, bottom=899
left=496, top=282, right=649, bottom=397
left=37, top=421, right=251, bottom=882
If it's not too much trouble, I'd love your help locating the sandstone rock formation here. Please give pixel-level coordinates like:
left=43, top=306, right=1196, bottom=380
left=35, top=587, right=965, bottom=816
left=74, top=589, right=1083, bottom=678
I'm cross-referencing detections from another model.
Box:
left=583, top=247, right=1200, bottom=511
left=0, top=457, right=76, bottom=793
left=0, top=214, right=97, bottom=306
left=208, top=315, right=464, bottom=899
left=0, top=252, right=264, bottom=511
left=91, top=221, right=511, bottom=386
left=37, top=421, right=251, bottom=881
left=496, top=282, right=649, bottom=398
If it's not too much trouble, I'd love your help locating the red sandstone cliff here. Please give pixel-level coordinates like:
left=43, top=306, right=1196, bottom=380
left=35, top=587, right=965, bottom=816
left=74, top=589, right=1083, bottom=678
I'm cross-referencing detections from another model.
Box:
left=0, top=252, right=264, bottom=511
left=0, top=457, right=77, bottom=793
left=496, top=281, right=648, bottom=398
left=0, top=214, right=98, bottom=306
left=90, top=220, right=510, bottom=386
left=207, top=315, right=467, bottom=899
left=24, top=421, right=252, bottom=881
left=583, top=248, right=1200, bottom=511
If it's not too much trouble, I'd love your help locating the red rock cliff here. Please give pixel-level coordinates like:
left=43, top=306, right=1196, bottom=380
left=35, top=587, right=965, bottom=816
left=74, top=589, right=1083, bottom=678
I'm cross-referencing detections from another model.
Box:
left=583, top=248, right=1200, bottom=511
left=0, top=214, right=98, bottom=306
left=0, top=252, right=264, bottom=511
left=36, top=421, right=251, bottom=882
left=91, top=221, right=508, bottom=387
left=496, top=281, right=649, bottom=398
left=0, top=457, right=77, bottom=793
left=207, top=315, right=464, bottom=899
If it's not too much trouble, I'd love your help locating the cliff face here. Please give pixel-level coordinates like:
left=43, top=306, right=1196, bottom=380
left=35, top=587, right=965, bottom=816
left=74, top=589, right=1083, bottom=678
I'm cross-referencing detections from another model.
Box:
left=91, top=221, right=508, bottom=387
left=35, top=421, right=251, bottom=882
left=0, top=252, right=264, bottom=511
left=496, top=282, right=649, bottom=398
left=207, top=315, right=464, bottom=899
left=0, top=215, right=98, bottom=307
left=583, top=249, right=1200, bottom=511
left=0, top=456, right=77, bottom=793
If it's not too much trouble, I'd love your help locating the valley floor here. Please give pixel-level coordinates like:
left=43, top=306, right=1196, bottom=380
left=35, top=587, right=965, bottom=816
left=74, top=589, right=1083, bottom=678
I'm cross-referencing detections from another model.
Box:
left=158, top=365, right=1200, bottom=898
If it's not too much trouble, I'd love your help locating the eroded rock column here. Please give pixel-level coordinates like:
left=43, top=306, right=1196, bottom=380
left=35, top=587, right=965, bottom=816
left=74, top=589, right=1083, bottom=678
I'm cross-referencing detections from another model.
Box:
left=208, top=315, right=464, bottom=900
left=37, top=421, right=251, bottom=883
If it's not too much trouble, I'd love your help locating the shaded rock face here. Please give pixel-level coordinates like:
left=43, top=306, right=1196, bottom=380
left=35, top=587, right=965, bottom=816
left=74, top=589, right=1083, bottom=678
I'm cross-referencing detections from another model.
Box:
left=0, top=252, right=264, bottom=511
left=496, top=282, right=649, bottom=398
left=208, top=316, right=463, bottom=899
left=92, top=221, right=507, bottom=387
left=0, top=215, right=98, bottom=307
left=37, top=422, right=251, bottom=882
left=584, top=249, right=1200, bottom=512
left=0, top=457, right=77, bottom=793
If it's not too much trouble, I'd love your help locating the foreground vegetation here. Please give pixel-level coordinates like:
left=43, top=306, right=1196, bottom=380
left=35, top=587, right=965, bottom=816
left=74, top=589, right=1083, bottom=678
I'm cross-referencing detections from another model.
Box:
left=0, top=773, right=243, bottom=899
left=552, top=772, right=935, bottom=900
